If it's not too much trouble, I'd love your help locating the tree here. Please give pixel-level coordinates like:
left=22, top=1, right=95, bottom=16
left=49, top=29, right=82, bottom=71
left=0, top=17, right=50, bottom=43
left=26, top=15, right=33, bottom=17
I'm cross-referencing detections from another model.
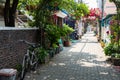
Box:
left=4, top=0, right=19, bottom=27
left=57, top=0, right=89, bottom=18
left=17, top=0, right=39, bottom=11
left=109, top=0, right=120, bottom=7
left=34, top=0, right=89, bottom=27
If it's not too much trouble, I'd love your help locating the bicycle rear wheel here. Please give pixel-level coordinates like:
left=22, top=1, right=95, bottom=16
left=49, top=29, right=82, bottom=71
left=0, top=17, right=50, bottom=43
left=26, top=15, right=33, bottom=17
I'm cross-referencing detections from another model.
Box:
left=20, top=55, right=29, bottom=80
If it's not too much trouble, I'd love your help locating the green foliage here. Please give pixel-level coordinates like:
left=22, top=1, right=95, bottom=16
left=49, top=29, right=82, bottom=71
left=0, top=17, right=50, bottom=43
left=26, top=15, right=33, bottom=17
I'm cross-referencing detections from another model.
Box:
left=109, top=0, right=120, bottom=3
left=18, top=0, right=39, bottom=10
left=59, top=0, right=77, bottom=12
left=62, top=24, right=74, bottom=41
left=28, top=0, right=89, bottom=47
left=104, top=43, right=116, bottom=56
left=110, top=15, right=120, bottom=52
left=44, top=24, right=74, bottom=47
left=45, top=25, right=61, bottom=41
left=104, top=43, right=119, bottom=56
left=15, top=64, right=22, bottom=72
left=58, top=0, right=89, bottom=17
left=45, top=24, right=61, bottom=48
left=73, top=3, right=89, bottom=19
left=112, top=53, right=120, bottom=58
left=35, top=47, right=48, bottom=62
left=34, top=0, right=90, bottom=28
left=62, top=24, right=74, bottom=36
left=34, top=0, right=51, bottom=28
left=17, top=0, right=90, bottom=27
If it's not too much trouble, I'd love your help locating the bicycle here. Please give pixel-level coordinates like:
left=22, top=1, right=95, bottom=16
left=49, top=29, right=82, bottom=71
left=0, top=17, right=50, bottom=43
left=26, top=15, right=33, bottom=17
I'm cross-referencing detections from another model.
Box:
left=19, top=40, right=39, bottom=80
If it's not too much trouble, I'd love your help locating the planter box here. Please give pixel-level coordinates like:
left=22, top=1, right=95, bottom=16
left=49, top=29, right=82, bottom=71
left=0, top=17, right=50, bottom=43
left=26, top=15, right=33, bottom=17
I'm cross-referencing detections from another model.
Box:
left=48, top=50, right=54, bottom=58
left=112, top=58, right=120, bottom=66
left=63, top=41, right=71, bottom=47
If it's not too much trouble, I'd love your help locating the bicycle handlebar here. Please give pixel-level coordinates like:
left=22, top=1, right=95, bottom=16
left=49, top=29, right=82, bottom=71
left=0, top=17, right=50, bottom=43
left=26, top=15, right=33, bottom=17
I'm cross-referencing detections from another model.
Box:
left=0, top=40, right=39, bottom=49
left=19, top=40, right=37, bottom=47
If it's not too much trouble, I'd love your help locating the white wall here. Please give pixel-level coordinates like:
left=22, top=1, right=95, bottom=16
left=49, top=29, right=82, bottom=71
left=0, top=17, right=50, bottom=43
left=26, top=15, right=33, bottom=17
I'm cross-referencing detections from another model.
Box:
left=104, top=0, right=116, bottom=15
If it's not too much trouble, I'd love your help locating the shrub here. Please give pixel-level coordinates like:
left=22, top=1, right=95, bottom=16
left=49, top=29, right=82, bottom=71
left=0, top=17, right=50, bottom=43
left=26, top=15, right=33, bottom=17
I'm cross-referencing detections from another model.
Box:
left=35, top=47, right=48, bottom=62
left=104, top=43, right=116, bottom=56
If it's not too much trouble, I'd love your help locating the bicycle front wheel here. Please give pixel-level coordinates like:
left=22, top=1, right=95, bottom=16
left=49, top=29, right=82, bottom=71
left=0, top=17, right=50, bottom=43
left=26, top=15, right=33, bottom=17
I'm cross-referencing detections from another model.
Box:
left=30, top=51, right=38, bottom=71
left=20, top=55, right=29, bottom=80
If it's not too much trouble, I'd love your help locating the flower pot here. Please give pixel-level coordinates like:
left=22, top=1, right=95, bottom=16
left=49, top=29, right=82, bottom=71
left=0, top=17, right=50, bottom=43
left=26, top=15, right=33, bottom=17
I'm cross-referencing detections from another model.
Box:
left=63, top=41, right=71, bottom=47
left=112, top=58, right=120, bottom=66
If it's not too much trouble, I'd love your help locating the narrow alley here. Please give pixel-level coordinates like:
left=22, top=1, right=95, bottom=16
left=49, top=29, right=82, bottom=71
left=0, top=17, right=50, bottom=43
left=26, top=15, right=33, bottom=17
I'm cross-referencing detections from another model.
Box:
left=24, top=32, right=120, bottom=80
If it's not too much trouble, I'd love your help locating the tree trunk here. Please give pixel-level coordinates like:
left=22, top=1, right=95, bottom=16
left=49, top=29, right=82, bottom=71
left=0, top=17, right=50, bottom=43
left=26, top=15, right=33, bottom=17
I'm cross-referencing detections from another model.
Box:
left=4, top=0, right=19, bottom=27
left=4, top=0, right=10, bottom=26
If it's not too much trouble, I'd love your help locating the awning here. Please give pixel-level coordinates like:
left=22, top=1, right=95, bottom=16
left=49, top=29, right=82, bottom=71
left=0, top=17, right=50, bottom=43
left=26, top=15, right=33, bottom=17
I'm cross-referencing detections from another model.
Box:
left=102, top=14, right=115, bottom=22
left=54, top=11, right=67, bottom=18
left=61, top=9, right=69, bottom=15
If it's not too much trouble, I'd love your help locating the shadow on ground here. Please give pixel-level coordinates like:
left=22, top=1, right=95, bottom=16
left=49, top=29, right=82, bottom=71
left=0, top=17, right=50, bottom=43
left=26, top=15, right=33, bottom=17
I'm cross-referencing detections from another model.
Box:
left=24, top=32, right=120, bottom=80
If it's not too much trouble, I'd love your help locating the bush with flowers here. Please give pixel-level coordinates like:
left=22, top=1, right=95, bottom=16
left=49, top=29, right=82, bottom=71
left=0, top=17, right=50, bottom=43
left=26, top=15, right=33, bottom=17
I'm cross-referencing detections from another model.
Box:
left=109, top=16, right=120, bottom=43
left=104, top=15, right=120, bottom=57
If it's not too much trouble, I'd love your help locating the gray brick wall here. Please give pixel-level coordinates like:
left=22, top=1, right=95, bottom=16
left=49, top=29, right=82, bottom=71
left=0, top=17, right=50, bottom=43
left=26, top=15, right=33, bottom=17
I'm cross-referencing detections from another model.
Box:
left=0, top=28, right=39, bottom=69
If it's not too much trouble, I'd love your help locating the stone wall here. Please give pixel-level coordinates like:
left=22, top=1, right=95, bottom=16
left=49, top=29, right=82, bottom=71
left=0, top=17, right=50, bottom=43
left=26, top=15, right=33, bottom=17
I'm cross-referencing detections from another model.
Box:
left=0, top=27, right=39, bottom=69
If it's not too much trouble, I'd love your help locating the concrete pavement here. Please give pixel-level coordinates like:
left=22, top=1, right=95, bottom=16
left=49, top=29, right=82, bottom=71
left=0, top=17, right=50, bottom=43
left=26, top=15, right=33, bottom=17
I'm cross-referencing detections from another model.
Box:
left=24, top=32, right=120, bottom=80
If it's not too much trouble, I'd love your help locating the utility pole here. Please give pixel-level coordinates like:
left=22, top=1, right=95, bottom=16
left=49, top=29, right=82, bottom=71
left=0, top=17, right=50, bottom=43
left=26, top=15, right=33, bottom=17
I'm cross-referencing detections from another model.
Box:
left=99, top=0, right=104, bottom=41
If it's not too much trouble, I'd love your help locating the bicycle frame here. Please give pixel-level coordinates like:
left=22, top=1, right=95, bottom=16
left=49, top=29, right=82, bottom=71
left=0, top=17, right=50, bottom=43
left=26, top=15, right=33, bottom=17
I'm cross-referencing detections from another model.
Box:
left=20, top=40, right=39, bottom=80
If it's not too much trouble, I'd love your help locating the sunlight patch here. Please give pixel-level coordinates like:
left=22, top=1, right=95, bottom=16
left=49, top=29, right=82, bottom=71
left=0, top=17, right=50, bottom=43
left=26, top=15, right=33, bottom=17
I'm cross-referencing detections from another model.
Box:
left=99, top=72, right=108, bottom=75
left=68, top=54, right=72, bottom=57
left=50, top=62, right=57, bottom=66
left=76, top=60, right=97, bottom=67
left=58, top=63, right=66, bottom=66
left=68, top=43, right=82, bottom=52
left=43, top=75, right=51, bottom=79
left=69, top=77, right=75, bottom=80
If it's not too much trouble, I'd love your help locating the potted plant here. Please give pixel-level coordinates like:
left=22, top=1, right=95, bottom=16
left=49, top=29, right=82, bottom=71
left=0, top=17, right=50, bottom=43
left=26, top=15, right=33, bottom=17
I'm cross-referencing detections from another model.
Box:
left=111, top=53, right=120, bottom=66
left=104, top=42, right=120, bottom=66
left=111, top=42, right=120, bottom=66
left=61, top=24, right=74, bottom=47
left=45, top=24, right=61, bottom=56
left=104, top=43, right=116, bottom=56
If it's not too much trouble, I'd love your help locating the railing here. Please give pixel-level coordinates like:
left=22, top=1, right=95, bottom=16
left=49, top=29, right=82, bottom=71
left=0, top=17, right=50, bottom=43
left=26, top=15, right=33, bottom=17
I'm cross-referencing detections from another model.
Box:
left=16, top=17, right=27, bottom=27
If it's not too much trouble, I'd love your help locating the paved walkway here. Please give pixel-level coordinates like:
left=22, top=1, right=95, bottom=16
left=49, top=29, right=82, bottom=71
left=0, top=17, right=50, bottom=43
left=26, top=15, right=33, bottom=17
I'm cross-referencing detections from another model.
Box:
left=24, top=32, right=120, bottom=80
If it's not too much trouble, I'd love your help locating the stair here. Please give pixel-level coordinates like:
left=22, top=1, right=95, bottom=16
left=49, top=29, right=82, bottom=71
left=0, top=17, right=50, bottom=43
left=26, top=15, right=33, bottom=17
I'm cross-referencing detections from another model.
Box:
left=16, top=10, right=34, bottom=28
